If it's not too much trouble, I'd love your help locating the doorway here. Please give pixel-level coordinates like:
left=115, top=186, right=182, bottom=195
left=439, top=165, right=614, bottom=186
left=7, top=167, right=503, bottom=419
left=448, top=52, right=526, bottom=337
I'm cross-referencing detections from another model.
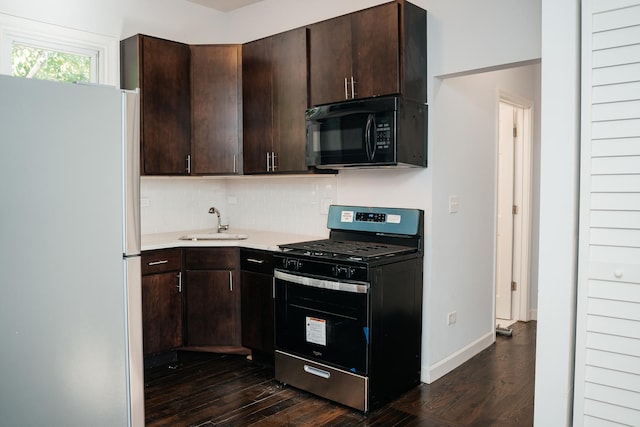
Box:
left=495, top=96, right=533, bottom=328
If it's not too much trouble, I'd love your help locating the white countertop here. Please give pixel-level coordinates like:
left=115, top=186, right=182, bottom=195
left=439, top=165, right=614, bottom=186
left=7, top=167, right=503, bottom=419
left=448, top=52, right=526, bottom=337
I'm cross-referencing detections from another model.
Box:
left=141, top=228, right=327, bottom=252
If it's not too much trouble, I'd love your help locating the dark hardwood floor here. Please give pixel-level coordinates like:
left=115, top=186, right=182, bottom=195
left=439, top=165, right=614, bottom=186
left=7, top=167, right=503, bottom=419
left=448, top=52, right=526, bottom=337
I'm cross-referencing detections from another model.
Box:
left=144, top=321, right=536, bottom=426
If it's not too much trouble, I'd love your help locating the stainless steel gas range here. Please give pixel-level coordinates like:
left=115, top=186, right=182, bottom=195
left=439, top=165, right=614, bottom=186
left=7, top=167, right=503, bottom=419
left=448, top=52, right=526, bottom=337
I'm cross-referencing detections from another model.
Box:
left=274, top=205, right=424, bottom=412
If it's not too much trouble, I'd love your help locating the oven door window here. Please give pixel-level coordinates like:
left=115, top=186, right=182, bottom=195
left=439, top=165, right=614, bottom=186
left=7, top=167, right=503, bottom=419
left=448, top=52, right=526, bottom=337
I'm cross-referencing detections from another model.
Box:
left=275, top=277, right=369, bottom=375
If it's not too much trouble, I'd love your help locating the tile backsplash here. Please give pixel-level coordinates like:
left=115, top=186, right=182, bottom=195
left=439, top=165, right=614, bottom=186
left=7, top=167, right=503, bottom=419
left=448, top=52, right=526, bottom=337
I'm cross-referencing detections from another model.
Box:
left=140, top=175, right=337, bottom=237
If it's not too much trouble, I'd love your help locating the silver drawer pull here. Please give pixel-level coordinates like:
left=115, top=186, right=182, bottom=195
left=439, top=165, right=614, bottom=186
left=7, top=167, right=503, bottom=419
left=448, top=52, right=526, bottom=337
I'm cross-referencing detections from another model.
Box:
left=247, top=258, right=265, bottom=264
left=304, top=365, right=330, bottom=379
left=148, top=260, right=168, bottom=266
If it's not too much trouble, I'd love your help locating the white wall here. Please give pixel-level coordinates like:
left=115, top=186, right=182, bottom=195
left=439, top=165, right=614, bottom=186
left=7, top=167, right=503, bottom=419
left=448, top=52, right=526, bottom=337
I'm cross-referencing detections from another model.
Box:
left=0, top=0, right=226, bottom=42
left=140, top=176, right=336, bottom=237
left=534, top=0, right=580, bottom=425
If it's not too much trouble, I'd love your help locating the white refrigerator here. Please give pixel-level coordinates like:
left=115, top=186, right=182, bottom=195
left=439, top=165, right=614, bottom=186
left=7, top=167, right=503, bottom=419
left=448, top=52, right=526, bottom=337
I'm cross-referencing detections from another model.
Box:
left=0, top=75, right=144, bottom=426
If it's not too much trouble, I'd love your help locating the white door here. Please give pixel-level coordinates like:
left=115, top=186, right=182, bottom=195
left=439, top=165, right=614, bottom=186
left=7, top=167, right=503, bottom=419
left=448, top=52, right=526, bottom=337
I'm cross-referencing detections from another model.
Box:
left=496, top=97, right=533, bottom=324
left=496, top=102, right=516, bottom=320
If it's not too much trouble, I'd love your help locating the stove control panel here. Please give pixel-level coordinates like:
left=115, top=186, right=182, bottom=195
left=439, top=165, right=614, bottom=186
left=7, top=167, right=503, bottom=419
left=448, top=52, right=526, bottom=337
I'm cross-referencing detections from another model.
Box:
left=327, top=205, right=423, bottom=236
left=355, top=212, right=387, bottom=223
left=276, top=255, right=369, bottom=282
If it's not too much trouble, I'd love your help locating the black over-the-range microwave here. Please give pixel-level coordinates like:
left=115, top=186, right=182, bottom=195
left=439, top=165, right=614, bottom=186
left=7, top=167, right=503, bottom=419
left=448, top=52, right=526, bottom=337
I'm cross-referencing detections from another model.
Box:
left=305, top=95, right=427, bottom=169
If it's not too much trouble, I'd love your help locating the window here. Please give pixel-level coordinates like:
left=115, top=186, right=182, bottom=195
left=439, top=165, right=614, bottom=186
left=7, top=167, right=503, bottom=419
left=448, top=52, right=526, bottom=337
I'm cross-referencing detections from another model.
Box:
left=0, top=13, right=118, bottom=85
left=10, top=36, right=97, bottom=83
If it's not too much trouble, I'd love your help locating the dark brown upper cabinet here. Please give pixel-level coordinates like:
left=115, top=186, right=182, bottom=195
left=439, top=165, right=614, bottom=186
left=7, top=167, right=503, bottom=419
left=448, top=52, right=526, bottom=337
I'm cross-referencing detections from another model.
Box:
left=121, top=36, right=242, bottom=176
left=242, top=27, right=308, bottom=174
left=308, top=0, right=426, bottom=107
left=121, top=34, right=191, bottom=175
left=191, top=45, right=241, bottom=175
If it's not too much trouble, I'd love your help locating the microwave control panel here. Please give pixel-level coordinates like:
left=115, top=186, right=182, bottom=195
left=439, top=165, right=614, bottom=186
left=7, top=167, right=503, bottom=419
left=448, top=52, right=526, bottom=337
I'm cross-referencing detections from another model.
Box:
left=375, top=122, right=392, bottom=149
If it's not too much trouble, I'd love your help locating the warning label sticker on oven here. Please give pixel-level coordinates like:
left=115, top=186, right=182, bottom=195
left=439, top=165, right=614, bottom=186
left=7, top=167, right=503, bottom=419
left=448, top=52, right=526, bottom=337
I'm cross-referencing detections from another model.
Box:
left=306, top=316, right=327, bottom=346
left=340, top=211, right=354, bottom=222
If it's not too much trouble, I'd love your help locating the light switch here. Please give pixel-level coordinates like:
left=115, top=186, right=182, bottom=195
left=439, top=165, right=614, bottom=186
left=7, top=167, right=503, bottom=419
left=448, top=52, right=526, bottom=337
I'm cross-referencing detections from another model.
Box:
left=449, top=195, right=459, bottom=213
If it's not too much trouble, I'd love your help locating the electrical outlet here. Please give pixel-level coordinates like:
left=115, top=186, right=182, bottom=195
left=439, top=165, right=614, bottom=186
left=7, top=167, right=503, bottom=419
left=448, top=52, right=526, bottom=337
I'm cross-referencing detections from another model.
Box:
left=447, top=311, right=457, bottom=325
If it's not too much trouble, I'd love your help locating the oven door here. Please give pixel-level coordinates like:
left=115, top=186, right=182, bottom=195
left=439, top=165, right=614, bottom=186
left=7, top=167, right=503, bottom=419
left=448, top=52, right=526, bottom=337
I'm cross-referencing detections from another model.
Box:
left=274, top=270, right=370, bottom=375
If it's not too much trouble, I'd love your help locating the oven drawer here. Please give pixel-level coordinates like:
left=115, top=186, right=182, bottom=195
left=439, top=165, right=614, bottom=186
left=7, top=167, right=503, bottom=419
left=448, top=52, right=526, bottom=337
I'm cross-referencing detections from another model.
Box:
left=275, top=350, right=368, bottom=412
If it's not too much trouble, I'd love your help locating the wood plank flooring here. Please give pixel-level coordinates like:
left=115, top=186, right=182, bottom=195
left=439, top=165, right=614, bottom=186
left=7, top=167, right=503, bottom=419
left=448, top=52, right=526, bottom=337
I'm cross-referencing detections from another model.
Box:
left=145, top=321, right=536, bottom=426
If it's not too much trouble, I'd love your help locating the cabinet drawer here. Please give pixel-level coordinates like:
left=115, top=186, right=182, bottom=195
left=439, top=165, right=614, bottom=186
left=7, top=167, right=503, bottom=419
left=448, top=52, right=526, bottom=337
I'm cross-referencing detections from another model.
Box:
left=240, top=249, right=274, bottom=275
left=185, top=247, right=238, bottom=270
left=142, top=249, right=182, bottom=275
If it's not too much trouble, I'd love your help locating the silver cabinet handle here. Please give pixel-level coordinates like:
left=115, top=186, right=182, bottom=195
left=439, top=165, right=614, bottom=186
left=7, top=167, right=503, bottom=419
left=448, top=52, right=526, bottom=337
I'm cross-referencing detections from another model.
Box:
left=176, top=271, right=182, bottom=293
left=233, top=154, right=237, bottom=174
left=247, top=258, right=265, bottom=264
left=304, top=365, right=330, bottom=379
left=350, top=76, right=356, bottom=99
left=272, top=151, right=277, bottom=171
left=229, top=271, right=233, bottom=292
left=272, top=277, right=275, bottom=299
left=148, top=260, right=168, bottom=266
left=266, top=152, right=271, bottom=172
left=344, top=77, right=349, bottom=99
left=186, top=154, right=191, bottom=174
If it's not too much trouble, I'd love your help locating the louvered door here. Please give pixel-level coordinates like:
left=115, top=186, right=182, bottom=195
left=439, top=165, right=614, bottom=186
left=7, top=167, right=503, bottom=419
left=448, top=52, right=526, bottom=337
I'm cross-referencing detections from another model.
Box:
left=574, top=1, right=640, bottom=425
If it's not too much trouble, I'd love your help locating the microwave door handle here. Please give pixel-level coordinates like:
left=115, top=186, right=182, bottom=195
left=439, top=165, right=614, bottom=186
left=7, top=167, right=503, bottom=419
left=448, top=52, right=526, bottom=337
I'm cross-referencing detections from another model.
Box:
left=365, top=113, right=376, bottom=161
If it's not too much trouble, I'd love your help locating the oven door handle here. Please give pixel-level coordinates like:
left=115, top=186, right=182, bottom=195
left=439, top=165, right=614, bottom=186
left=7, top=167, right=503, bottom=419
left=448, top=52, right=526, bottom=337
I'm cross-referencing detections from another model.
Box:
left=274, top=270, right=369, bottom=294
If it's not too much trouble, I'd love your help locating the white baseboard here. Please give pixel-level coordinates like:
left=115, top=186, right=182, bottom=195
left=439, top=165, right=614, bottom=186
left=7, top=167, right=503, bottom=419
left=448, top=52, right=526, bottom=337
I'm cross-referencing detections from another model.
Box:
left=421, top=331, right=495, bottom=384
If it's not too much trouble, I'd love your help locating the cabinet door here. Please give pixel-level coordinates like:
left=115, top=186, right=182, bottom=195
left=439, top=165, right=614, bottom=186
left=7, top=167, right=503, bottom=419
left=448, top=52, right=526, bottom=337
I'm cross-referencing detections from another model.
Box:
left=185, top=269, right=240, bottom=346
left=352, top=2, right=400, bottom=100
left=141, top=272, right=183, bottom=355
left=241, top=271, right=274, bottom=354
left=191, top=45, right=241, bottom=175
left=271, top=28, right=309, bottom=173
left=308, top=14, right=352, bottom=106
left=138, top=35, right=191, bottom=175
left=242, top=36, right=274, bottom=174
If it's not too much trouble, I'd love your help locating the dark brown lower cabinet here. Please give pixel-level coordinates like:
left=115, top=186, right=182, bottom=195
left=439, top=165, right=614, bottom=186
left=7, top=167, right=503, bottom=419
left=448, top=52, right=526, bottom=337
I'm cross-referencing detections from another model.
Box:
left=184, top=248, right=242, bottom=348
left=141, top=249, right=183, bottom=356
left=240, top=249, right=275, bottom=355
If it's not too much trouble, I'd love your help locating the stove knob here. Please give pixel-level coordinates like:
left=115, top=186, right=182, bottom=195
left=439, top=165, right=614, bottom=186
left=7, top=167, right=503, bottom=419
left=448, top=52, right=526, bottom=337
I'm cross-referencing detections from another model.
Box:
left=333, top=265, right=353, bottom=278
left=286, top=258, right=302, bottom=271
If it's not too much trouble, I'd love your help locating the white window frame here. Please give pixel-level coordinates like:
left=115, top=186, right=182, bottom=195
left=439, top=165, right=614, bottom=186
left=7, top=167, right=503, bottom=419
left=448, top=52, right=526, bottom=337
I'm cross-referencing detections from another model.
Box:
left=0, top=13, right=118, bottom=86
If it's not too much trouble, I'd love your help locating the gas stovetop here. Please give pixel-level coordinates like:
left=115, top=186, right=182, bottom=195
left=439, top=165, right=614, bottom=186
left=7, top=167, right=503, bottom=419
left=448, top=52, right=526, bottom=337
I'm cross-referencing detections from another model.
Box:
left=278, top=205, right=424, bottom=265
left=279, top=239, right=417, bottom=261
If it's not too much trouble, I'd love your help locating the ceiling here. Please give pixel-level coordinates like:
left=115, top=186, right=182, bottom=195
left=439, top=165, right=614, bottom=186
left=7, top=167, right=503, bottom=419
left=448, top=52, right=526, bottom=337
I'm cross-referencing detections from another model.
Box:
left=186, top=0, right=264, bottom=12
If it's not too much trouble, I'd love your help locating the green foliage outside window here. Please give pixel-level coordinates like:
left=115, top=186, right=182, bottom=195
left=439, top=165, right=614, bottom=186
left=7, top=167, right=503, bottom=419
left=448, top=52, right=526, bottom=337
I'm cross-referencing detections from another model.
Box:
left=12, top=43, right=92, bottom=83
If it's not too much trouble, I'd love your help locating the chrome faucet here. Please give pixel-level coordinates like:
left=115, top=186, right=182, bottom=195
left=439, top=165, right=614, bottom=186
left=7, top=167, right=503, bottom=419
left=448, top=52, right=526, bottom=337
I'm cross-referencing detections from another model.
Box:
left=208, top=207, right=229, bottom=233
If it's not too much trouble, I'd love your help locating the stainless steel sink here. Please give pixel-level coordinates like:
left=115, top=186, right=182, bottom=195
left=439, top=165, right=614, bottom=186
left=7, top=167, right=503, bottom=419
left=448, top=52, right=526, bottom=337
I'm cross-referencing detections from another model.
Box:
left=179, top=233, right=249, bottom=241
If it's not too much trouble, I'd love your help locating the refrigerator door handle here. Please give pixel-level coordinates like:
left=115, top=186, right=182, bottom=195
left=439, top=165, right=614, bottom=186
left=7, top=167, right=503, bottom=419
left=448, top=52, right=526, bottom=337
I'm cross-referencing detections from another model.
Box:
left=122, top=91, right=141, bottom=257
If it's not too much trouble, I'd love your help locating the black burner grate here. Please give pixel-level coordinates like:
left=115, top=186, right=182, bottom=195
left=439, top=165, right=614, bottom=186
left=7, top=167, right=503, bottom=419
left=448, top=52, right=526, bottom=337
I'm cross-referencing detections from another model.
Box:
left=282, top=239, right=415, bottom=259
